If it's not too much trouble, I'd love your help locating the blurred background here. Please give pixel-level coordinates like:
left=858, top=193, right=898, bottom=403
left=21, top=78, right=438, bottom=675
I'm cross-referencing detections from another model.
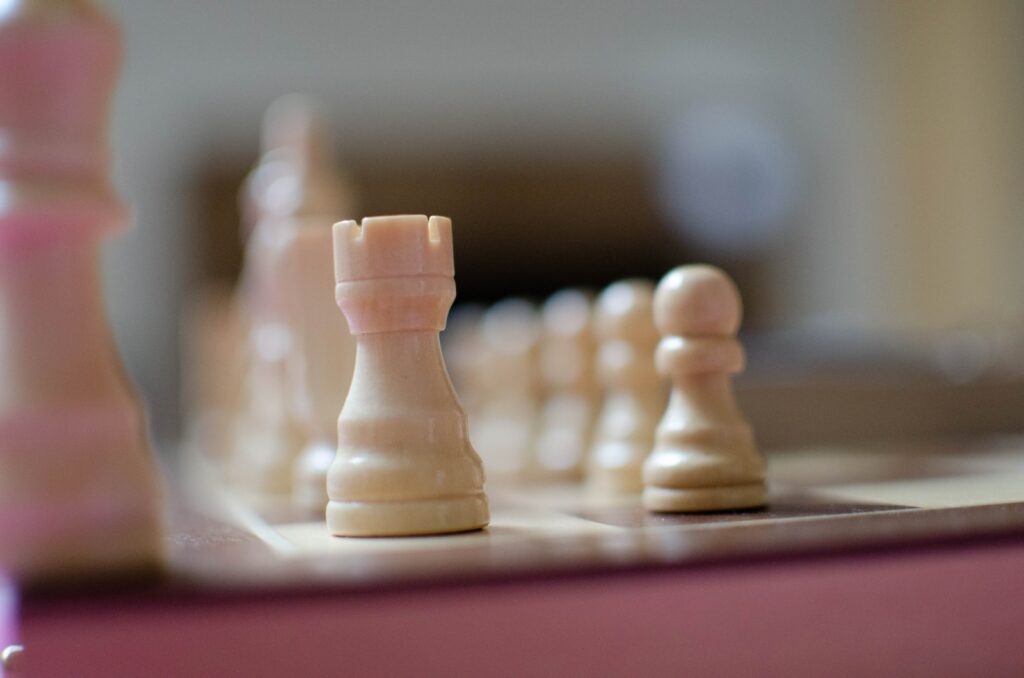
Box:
left=99, top=0, right=1024, bottom=442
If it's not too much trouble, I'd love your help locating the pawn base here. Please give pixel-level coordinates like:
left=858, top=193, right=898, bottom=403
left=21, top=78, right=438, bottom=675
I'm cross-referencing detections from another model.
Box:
left=327, top=494, right=489, bottom=537
left=643, top=482, right=766, bottom=513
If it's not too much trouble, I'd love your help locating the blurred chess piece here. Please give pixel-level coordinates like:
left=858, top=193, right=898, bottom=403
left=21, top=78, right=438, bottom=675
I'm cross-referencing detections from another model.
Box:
left=287, top=210, right=357, bottom=516
left=0, top=0, right=162, bottom=580
left=474, top=299, right=542, bottom=482
left=643, top=266, right=766, bottom=512
left=534, top=289, right=599, bottom=481
left=181, top=284, right=247, bottom=470
left=587, top=280, right=664, bottom=495
left=232, top=96, right=357, bottom=508
left=239, top=94, right=357, bottom=273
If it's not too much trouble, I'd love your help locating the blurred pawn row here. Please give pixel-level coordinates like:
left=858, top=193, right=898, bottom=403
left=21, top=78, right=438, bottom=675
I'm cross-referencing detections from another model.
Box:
left=444, top=280, right=668, bottom=493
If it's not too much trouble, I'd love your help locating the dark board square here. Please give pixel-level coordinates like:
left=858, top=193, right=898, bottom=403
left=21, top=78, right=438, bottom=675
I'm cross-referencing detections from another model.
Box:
left=571, top=493, right=913, bottom=529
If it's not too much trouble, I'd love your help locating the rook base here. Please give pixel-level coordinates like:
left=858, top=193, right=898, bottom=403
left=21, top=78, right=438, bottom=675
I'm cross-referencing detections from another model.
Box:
left=327, top=495, right=489, bottom=537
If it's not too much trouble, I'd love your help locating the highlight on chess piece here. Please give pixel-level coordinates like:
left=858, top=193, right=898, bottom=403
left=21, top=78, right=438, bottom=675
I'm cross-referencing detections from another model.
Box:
left=328, top=215, right=489, bottom=536
left=587, top=280, right=665, bottom=495
left=643, top=265, right=767, bottom=512
left=0, top=0, right=163, bottom=580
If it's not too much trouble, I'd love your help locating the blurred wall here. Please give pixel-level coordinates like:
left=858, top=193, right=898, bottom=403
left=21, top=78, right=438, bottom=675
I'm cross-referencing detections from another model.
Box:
left=878, top=0, right=1024, bottom=332
left=99, top=0, right=1023, bottom=439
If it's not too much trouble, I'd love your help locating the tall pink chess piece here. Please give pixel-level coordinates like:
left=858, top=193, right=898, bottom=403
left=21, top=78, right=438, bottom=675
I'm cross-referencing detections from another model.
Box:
left=0, top=0, right=162, bottom=579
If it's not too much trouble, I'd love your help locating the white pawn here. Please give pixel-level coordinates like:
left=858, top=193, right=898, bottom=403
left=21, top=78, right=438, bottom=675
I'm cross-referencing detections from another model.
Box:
left=328, top=215, right=489, bottom=536
left=643, top=266, right=767, bottom=512
left=587, top=280, right=665, bottom=494
left=474, top=299, right=542, bottom=482
left=534, top=289, right=598, bottom=481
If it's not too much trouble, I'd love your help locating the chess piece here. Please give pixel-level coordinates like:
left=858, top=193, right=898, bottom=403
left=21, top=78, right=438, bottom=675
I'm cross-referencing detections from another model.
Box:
left=534, top=289, right=599, bottom=481
left=181, top=284, right=247, bottom=468
left=239, top=95, right=356, bottom=269
left=587, top=280, right=665, bottom=495
left=0, top=0, right=162, bottom=579
left=287, top=222, right=356, bottom=515
left=232, top=97, right=357, bottom=507
left=328, top=215, right=489, bottom=536
left=643, top=265, right=766, bottom=512
left=474, top=298, right=542, bottom=482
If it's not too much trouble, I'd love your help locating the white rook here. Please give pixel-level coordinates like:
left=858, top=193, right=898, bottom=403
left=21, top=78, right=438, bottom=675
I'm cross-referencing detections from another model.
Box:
left=328, top=215, right=489, bottom=536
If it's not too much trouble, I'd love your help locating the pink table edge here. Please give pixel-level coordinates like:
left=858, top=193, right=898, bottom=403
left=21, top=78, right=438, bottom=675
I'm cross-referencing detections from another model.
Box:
left=20, top=536, right=1024, bottom=677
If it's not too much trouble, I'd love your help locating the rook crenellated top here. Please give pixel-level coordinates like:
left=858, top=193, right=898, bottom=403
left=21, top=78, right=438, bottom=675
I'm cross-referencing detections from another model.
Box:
left=333, top=215, right=453, bottom=283
left=333, top=215, right=456, bottom=335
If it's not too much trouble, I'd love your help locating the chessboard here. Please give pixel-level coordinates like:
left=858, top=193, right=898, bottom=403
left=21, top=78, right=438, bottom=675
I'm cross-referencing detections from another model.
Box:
left=168, top=436, right=1024, bottom=591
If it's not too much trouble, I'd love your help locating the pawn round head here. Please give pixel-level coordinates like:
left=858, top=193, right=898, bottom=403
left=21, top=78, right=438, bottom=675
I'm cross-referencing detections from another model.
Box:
left=542, top=288, right=592, bottom=340
left=482, top=298, right=541, bottom=356
left=654, top=265, right=742, bottom=337
left=594, top=279, right=656, bottom=343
